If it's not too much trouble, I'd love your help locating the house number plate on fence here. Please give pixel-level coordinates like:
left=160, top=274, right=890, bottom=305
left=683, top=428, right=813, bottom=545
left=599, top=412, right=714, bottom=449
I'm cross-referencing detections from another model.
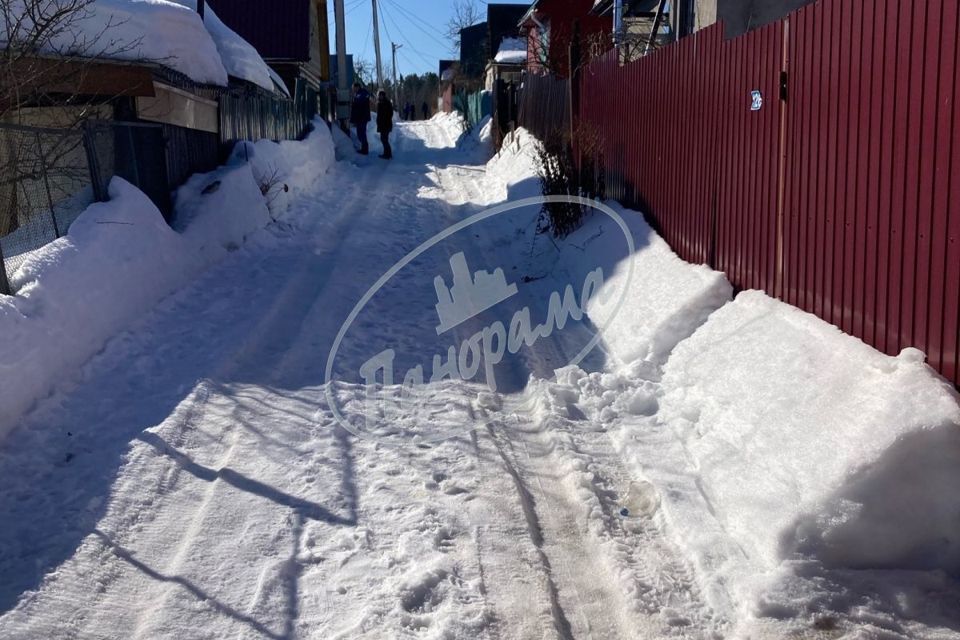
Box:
left=751, top=90, right=763, bottom=111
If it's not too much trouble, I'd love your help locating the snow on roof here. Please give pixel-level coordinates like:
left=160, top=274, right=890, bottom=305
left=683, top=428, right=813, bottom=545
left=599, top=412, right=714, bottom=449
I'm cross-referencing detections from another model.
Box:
left=494, top=37, right=526, bottom=64
left=1, top=0, right=280, bottom=93
left=174, top=0, right=279, bottom=93
left=266, top=66, right=292, bottom=98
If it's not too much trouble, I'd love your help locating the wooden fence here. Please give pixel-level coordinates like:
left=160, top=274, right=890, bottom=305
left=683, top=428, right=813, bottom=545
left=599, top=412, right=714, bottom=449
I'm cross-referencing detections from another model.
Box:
left=518, top=72, right=570, bottom=144
left=568, top=0, right=960, bottom=387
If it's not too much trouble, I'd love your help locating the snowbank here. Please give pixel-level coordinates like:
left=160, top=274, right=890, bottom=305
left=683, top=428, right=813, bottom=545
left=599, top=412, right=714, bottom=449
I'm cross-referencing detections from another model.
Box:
left=484, top=126, right=541, bottom=199
left=586, top=203, right=733, bottom=365
left=0, top=120, right=334, bottom=439
left=483, top=127, right=732, bottom=365
left=658, top=292, right=960, bottom=592
left=432, top=110, right=467, bottom=133
left=173, top=163, right=270, bottom=255
left=1, top=0, right=277, bottom=92
left=229, top=123, right=337, bottom=208
left=488, top=125, right=960, bottom=628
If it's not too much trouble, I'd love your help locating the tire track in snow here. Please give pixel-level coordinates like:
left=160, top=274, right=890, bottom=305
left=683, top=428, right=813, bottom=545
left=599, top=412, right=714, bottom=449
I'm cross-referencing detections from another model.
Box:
left=482, top=419, right=576, bottom=640
left=427, top=153, right=625, bottom=638
left=0, top=117, right=722, bottom=640
left=428, top=145, right=721, bottom=639
left=126, top=188, right=370, bottom=639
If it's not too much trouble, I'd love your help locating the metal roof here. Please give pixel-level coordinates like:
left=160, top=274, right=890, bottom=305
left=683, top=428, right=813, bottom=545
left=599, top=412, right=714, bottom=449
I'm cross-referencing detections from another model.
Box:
left=207, top=0, right=311, bottom=61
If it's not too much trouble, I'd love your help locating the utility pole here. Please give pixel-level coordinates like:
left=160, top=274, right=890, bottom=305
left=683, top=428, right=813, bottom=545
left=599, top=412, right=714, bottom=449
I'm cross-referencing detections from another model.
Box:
left=391, top=42, right=402, bottom=107
left=371, top=0, right=384, bottom=88
left=612, top=0, right=622, bottom=47
left=334, top=0, right=350, bottom=131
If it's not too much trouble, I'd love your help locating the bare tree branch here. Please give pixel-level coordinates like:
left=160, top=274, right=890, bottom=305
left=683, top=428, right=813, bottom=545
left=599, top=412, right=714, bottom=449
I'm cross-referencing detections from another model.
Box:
left=446, top=0, right=483, bottom=54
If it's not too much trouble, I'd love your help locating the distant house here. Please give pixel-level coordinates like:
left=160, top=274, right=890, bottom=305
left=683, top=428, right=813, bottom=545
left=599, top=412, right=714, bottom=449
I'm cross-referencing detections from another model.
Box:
left=592, top=0, right=819, bottom=43
left=438, top=60, right=459, bottom=113
left=589, top=0, right=664, bottom=62
left=458, top=3, right=529, bottom=83
left=695, top=0, right=817, bottom=38
left=521, top=0, right=611, bottom=77
left=207, top=0, right=331, bottom=94
left=459, top=23, right=488, bottom=80
left=486, top=4, right=530, bottom=64
left=486, top=37, right=525, bottom=91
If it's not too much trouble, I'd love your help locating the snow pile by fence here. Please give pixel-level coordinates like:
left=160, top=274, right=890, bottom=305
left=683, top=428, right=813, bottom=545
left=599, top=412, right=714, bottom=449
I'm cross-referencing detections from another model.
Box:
left=484, top=127, right=542, bottom=200
left=229, top=125, right=336, bottom=205
left=657, top=292, right=960, bottom=613
left=487, top=125, right=960, bottom=630
left=174, top=119, right=337, bottom=249
left=585, top=202, right=733, bottom=366
left=0, top=120, right=335, bottom=439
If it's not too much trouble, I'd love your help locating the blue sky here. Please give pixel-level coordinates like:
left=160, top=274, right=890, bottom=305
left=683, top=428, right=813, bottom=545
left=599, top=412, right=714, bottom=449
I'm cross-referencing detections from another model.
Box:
left=326, top=0, right=528, bottom=78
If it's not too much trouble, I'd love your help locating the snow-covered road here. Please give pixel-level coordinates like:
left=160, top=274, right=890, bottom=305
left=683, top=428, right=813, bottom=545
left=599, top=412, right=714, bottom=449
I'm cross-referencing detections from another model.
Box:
left=0, top=118, right=717, bottom=639
left=2, top=117, right=959, bottom=640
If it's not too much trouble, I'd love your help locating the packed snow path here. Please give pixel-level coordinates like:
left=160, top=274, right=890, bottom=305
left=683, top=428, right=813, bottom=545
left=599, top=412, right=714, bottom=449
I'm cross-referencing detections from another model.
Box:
left=0, top=119, right=718, bottom=639
left=1, top=118, right=958, bottom=640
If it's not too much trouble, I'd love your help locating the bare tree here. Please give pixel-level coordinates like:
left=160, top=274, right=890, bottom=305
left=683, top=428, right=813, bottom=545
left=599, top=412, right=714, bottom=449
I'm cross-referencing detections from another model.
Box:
left=1, top=0, right=141, bottom=123
left=353, top=57, right=374, bottom=86
left=445, top=0, right=483, bottom=54
left=0, top=0, right=139, bottom=241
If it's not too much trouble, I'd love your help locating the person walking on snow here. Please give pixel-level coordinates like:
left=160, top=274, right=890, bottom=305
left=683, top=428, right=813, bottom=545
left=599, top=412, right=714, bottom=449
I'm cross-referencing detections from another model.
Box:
left=350, top=82, right=372, bottom=155
left=377, top=90, right=394, bottom=160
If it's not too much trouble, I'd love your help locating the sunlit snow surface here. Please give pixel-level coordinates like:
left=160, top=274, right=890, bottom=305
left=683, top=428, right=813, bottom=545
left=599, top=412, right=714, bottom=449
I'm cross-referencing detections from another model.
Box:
left=0, top=113, right=958, bottom=639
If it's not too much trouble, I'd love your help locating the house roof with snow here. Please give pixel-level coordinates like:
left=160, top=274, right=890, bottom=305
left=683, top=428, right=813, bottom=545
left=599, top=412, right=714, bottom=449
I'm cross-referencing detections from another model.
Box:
left=207, top=0, right=312, bottom=61
left=1, top=0, right=282, bottom=94
left=207, top=0, right=331, bottom=91
left=486, top=3, right=529, bottom=59
left=494, top=37, right=526, bottom=65
left=590, top=0, right=661, bottom=17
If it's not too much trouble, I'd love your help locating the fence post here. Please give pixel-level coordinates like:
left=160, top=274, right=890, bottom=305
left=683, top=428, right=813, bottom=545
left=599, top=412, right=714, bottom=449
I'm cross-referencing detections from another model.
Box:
left=569, top=21, right=582, bottom=172
left=82, top=123, right=105, bottom=202
left=774, top=17, right=790, bottom=299
left=35, top=131, right=61, bottom=238
left=0, top=240, right=10, bottom=295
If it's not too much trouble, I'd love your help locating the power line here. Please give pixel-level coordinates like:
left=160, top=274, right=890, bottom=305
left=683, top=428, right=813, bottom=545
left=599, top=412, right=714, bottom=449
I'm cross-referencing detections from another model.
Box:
left=327, top=0, right=366, bottom=30
left=381, top=0, right=453, bottom=57
left=361, top=13, right=372, bottom=59
left=382, top=0, right=448, bottom=43
left=377, top=0, right=444, bottom=69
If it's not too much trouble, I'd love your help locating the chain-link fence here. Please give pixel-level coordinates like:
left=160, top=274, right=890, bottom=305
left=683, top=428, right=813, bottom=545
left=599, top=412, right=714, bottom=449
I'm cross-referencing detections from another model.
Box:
left=0, top=119, right=176, bottom=294
left=0, top=85, right=317, bottom=294
left=84, top=120, right=172, bottom=219
left=0, top=122, right=96, bottom=292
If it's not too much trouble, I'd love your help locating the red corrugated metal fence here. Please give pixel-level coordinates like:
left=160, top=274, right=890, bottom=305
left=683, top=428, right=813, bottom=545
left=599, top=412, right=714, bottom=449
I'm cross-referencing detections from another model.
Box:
left=575, top=0, right=960, bottom=387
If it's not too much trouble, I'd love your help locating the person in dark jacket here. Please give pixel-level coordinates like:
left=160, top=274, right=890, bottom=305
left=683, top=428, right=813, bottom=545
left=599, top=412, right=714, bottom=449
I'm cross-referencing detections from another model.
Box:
left=376, top=90, right=394, bottom=159
left=350, top=82, right=371, bottom=155
left=421, top=102, right=429, bottom=120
